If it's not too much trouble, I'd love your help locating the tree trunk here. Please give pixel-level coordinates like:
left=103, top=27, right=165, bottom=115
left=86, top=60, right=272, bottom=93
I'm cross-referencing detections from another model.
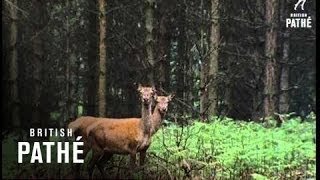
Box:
left=30, top=0, right=48, bottom=128
left=5, top=0, right=20, bottom=128
left=176, top=1, right=187, bottom=118
left=158, top=5, right=170, bottom=90
left=279, top=0, right=290, bottom=114
left=263, top=0, right=279, bottom=117
left=66, top=52, right=77, bottom=120
left=182, top=3, right=193, bottom=116
left=187, top=45, right=194, bottom=117
left=251, top=50, right=264, bottom=121
left=74, top=56, right=81, bottom=117
left=200, top=57, right=209, bottom=121
left=85, top=1, right=98, bottom=116
left=207, top=0, right=220, bottom=117
left=199, top=0, right=209, bottom=121
left=145, top=0, right=156, bottom=85
left=98, top=0, right=107, bottom=117
left=65, top=1, right=77, bottom=123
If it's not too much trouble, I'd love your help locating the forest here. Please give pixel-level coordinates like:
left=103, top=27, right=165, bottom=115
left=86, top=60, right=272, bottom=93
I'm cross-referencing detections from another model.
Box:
left=2, top=0, right=316, bottom=179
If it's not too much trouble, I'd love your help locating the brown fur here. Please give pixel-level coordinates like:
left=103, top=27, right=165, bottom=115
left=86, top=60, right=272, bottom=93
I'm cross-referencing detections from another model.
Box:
left=68, top=116, right=98, bottom=145
left=86, top=118, right=143, bottom=154
left=67, top=85, right=156, bottom=178
left=67, top=85, right=155, bottom=154
left=86, top=95, right=173, bottom=178
left=85, top=117, right=148, bottom=178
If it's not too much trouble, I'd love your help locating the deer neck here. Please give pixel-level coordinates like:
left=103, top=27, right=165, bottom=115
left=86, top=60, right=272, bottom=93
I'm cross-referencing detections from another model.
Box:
left=141, top=101, right=153, bottom=136
left=150, top=105, right=165, bottom=135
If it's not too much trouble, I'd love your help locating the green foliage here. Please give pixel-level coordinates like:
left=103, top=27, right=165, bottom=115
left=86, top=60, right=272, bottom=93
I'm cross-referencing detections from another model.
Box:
left=77, top=105, right=84, bottom=116
left=251, top=173, right=268, bottom=180
left=149, top=115, right=316, bottom=179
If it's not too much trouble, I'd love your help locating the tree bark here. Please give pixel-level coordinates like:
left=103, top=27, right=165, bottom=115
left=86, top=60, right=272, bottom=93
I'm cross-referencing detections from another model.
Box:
left=279, top=0, right=290, bottom=114
left=199, top=0, right=209, bottom=121
left=263, top=0, right=279, bottom=117
left=145, top=0, right=155, bottom=85
left=176, top=1, right=187, bottom=118
left=158, top=4, right=170, bottom=90
left=5, top=0, right=20, bottom=128
left=30, top=0, right=48, bottom=128
left=98, top=0, right=107, bottom=117
left=85, top=0, right=98, bottom=116
left=65, top=0, right=77, bottom=123
left=207, top=0, right=220, bottom=117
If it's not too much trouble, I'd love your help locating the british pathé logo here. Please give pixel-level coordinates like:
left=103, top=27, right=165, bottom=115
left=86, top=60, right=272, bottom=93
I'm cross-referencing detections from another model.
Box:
left=294, top=0, right=306, bottom=10
left=286, top=0, right=312, bottom=28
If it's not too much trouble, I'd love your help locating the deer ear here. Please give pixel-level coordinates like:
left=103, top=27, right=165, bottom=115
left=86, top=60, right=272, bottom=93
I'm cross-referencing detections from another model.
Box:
left=137, top=83, right=142, bottom=91
left=168, top=93, right=175, bottom=101
left=154, top=93, right=158, bottom=100
left=152, top=85, right=157, bottom=93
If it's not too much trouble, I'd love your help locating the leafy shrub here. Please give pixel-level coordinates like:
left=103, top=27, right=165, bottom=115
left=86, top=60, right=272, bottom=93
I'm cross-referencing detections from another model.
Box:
left=149, top=115, right=316, bottom=179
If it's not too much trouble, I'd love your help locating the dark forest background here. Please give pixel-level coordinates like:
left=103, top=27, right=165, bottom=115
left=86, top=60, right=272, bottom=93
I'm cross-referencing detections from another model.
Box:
left=1, top=0, right=317, bottom=179
left=2, top=0, right=316, bottom=134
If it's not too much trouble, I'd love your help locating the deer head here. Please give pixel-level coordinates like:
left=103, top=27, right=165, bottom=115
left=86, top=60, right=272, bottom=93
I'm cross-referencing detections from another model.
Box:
left=137, top=84, right=156, bottom=105
left=154, top=94, right=174, bottom=113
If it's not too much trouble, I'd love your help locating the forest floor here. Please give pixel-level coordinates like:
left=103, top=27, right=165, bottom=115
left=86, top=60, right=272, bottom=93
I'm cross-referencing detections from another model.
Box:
left=2, top=113, right=316, bottom=179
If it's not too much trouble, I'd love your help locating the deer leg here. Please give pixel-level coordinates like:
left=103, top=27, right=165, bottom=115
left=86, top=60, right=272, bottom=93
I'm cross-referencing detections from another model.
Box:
left=139, top=148, right=148, bottom=177
left=127, top=153, right=137, bottom=177
left=96, top=152, right=113, bottom=178
left=130, top=153, right=137, bottom=168
left=87, top=150, right=103, bottom=179
left=139, top=146, right=149, bottom=166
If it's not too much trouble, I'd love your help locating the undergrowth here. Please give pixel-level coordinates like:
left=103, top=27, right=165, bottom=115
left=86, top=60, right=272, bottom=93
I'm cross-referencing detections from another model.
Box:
left=2, top=113, right=316, bottom=179
left=148, top=114, right=316, bottom=179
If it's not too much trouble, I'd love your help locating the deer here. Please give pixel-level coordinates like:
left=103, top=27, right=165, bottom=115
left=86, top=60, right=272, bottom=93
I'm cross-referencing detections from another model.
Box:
left=67, top=84, right=156, bottom=177
left=86, top=94, right=174, bottom=178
